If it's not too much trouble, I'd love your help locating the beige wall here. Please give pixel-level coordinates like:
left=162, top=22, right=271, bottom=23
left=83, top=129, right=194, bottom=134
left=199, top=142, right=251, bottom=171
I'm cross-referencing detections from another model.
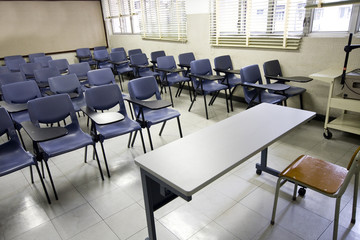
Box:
left=109, top=13, right=360, bottom=116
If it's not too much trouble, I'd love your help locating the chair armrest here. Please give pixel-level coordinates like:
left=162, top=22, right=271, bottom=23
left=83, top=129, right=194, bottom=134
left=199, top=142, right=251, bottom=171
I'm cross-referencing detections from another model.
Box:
left=94, top=57, right=109, bottom=62
left=242, top=82, right=290, bottom=91
left=124, top=96, right=172, bottom=110
left=0, top=101, right=27, bottom=113
left=213, top=68, right=241, bottom=75
left=129, top=64, right=153, bottom=69
left=37, top=82, right=49, bottom=88
left=189, top=74, right=225, bottom=81
left=111, top=60, right=129, bottom=66
left=265, top=75, right=313, bottom=83
left=44, top=90, right=55, bottom=96
left=22, top=121, right=68, bottom=142
left=157, top=68, right=184, bottom=73
left=81, top=107, right=124, bottom=125
left=177, top=63, right=190, bottom=69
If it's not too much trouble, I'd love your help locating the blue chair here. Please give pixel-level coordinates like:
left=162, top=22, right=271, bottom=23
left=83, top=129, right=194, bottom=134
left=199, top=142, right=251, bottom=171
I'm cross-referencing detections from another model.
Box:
left=93, top=49, right=112, bottom=69
left=28, top=53, right=45, bottom=63
left=34, top=56, right=53, bottom=68
left=48, top=74, right=85, bottom=112
left=189, top=59, right=229, bottom=119
left=75, top=48, right=96, bottom=68
left=240, top=64, right=288, bottom=108
left=157, top=55, right=192, bottom=107
left=0, top=107, right=51, bottom=204
left=263, top=60, right=307, bottom=109
left=130, top=53, right=159, bottom=79
left=0, top=66, right=10, bottom=74
left=68, top=62, right=91, bottom=90
left=214, top=55, right=242, bottom=111
left=20, top=62, right=42, bottom=80
left=128, top=76, right=183, bottom=150
left=178, top=52, right=195, bottom=77
left=87, top=68, right=116, bottom=87
left=48, top=59, right=69, bottom=74
left=27, top=94, right=104, bottom=200
left=85, top=84, right=146, bottom=177
left=5, top=57, right=26, bottom=72
left=110, top=51, right=132, bottom=91
left=128, top=48, right=142, bottom=58
left=33, top=67, right=60, bottom=92
left=2, top=81, right=42, bottom=148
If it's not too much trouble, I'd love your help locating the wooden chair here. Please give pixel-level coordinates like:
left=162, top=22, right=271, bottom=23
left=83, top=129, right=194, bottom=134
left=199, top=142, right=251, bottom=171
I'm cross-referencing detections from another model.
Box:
left=271, top=146, right=360, bottom=240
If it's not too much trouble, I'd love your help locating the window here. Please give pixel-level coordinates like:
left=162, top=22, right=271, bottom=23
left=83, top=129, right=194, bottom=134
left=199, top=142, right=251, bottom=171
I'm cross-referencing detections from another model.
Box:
left=140, top=0, right=187, bottom=42
left=210, top=0, right=307, bottom=49
left=310, top=0, right=353, bottom=32
left=103, top=0, right=141, bottom=34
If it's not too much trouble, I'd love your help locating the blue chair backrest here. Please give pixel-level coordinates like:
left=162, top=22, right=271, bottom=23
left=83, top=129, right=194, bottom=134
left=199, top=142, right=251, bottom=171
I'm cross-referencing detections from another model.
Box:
left=263, top=60, right=283, bottom=85
left=157, top=56, right=177, bottom=79
left=2, top=81, right=42, bottom=104
left=5, top=58, right=26, bottom=72
left=0, top=72, right=26, bottom=90
left=130, top=53, right=150, bottom=75
left=110, top=52, right=129, bottom=68
left=214, top=55, right=233, bottom=71
left=94, top=46, right=107, bottom=51
left=76, top=48, right=92, bottom=58
left=34, top=56, right=53, bottom=68
left=151, top=50, right=166, bottom=63
left=190, top=59, right=213, bottom=88
left=48, top=59, right=69, bottom=73
left=68, top=62, right=91, bottom=78
left=93, top=49, right=109, bottom=60
left=4, top=55, right=23, bottom=61
left=28, top=53, right=45, bottom=63
left=87, top=68, right=115, bottom=86
left=0, top=107, right=19, bottom=142
left=0, top=66, right=10, bottom=74
left=240, top=64, right=264, bottom=103
left=85, top=84, right=128, bottom=117
left=20, top=62, right=42, bottom=77
left=28, top=94, right=77, bottom=125
left=34, top=67, right=60, bottom=84
left=128, top=49, right=142, bottom=58
left=178, top=52, right=195, bottom=66
left=49, top=74, right=81, bottom=94
left=111, top=47, right=125, bottom=53
left=128, top=76, right=161, bottom=101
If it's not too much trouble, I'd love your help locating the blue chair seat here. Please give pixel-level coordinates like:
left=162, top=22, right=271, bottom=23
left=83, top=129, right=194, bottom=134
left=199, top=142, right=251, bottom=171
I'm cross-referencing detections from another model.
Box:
left=284, top=86, right=306, bottom=97
left=226, top=76, right=242, bottom=88
left=194, top=80, right=228, bottom=95
left=139, top=70, right=159, bottom=78
left=0, top=141, right=34, bottom=176
left=39, top=123, right=93, bottom=158
left=166, top=74, right=189, bottom=85
left=140, top=108, right=181, bottom=127
left=248, top=91, right=287, bottom=105
left=96, top=117, right=142, bottom=141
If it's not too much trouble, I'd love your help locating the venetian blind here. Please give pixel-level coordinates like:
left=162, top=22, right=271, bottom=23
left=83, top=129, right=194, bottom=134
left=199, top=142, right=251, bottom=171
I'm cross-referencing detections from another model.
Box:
left=141, top=0, right=187, bottom=42
left=210, top=0, right=306, bottom=49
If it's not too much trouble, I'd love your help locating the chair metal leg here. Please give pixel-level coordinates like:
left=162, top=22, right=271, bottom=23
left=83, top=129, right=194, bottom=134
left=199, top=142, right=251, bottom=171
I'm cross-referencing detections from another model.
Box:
left=300, top=93, right=304, bottom=109
left=128, top=132, right=133, bottom=148
left=44, top=160, right=58, bottom=200
left=139, top=129, right=147, bottom=153
left=159, top=121, right=167, bottom=136
left=271, top=177, right=283, bottom=225
left=352, top=173, right=359, bottom=223
left=293, top=183, right=298, bottom=200
left=188, top=91, right=197, bottom=112
left=84, top=146, right=88, bottom=163
left=93, top=144, right=104, bottom=180
left=34, top=164, right=51, bottom=204
left=146, top=127, right=154, bottom=150
left=225, top=89, right=229, bottom=113
left=131, top=130, right=138, bottom=147
left=203, top=94, right=209, bottom=120
left=100, top=142, right=111, bottom=178
left=334, top=197, right=341, bottom=240
left=30, top=166, right=34, bottom=183
left=118, top=74, right=124, bottom=91
left=168, top=86, right=174, bottom=107
left=177, top=116, right=183, bottom=138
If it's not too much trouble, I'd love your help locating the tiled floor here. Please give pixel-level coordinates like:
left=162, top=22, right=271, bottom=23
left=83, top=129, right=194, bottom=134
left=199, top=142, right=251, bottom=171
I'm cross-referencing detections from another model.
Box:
left=1, top=80, right=360, bottom=240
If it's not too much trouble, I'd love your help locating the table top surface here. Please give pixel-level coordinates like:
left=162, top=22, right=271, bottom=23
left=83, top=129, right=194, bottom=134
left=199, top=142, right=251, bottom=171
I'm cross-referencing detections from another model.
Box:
left=135, top=103, right=315, bottom=197
left=309, top=68, right=343, bottom=83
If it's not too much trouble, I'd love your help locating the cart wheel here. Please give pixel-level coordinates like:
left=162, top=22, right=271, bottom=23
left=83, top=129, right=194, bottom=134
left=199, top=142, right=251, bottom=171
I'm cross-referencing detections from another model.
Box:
left=256, top=169, right=262, bottom=175
left=323, top=129, right=332, bottom=139
left=298, top=188, right=306, bottom=196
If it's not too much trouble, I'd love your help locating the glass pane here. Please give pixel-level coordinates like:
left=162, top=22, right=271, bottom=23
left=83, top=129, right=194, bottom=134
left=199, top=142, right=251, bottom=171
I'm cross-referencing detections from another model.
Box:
left=111, top=18, right=121, bottom=34
left=119, top=16, right=132, bottom=33
left=312, top=3, right=352, bottom=31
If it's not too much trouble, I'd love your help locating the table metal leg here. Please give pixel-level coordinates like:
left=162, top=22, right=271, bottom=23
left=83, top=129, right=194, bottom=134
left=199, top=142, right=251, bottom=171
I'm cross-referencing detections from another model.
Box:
left=255, top=148, right=280, bottom=177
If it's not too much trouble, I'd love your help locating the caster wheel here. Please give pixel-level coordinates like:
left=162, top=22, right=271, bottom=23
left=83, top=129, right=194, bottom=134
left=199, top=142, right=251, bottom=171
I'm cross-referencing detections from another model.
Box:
left=298, top=188, right=306, bottom=196
left=256, top=169, right=262, bottom=175
left=323, top=130, right=332, bottom=139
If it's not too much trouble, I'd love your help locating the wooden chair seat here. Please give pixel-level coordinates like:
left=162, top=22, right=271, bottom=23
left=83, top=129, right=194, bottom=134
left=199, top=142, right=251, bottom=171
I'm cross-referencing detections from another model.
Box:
left=280, top=155, right=348, bottom=194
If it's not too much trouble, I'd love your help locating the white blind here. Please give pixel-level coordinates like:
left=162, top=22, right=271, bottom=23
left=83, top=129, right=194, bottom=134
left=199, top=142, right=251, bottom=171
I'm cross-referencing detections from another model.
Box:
left=210, top=0, right=306, bottom=49
left=141, top=0, right=187, bottom=42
